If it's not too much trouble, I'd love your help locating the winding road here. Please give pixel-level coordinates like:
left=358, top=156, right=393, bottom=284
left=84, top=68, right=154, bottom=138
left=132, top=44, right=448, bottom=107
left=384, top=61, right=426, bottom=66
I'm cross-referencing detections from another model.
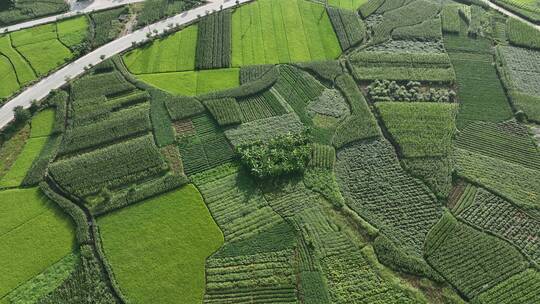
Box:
left=0, top=0, right=538, bottom=129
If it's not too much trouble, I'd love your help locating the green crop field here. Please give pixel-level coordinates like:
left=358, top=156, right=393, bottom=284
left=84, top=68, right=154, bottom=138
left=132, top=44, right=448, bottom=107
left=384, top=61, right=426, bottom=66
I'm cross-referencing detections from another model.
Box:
left=0, top=188, right=75, bottom=299
left=3, top=0, right=540, bottom=303
left=98, top=185, right=223, bottom=304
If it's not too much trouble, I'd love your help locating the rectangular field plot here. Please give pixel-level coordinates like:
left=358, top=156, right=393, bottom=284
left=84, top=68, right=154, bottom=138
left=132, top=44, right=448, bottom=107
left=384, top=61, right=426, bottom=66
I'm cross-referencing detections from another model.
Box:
left=98, top=185, right=223, bottom=304
left=231, top=0, right=341, bottom=66
left=0, top=188, right=75, bottom=299
left=16, top=39, right=73, bottom=76
left=123, top=25, right=197, bottom=74
left=135, top=68, right=239, bottom=96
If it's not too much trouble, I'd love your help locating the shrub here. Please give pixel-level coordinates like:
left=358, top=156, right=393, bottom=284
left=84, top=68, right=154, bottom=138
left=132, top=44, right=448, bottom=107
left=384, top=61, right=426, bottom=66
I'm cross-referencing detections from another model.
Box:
left=237, top=131, right=312, bottom=179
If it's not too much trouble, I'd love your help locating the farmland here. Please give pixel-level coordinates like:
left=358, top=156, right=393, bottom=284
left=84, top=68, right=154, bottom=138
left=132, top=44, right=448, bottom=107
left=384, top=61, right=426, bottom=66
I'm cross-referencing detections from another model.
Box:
left=2, top=0, right=540, bottom=303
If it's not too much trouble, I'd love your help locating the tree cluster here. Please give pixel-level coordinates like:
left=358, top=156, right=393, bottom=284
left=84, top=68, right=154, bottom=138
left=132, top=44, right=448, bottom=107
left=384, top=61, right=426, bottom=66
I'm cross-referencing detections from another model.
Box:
left=237, top=131, right=312, bottom=179
left=367, top=80, right=456, bottom=103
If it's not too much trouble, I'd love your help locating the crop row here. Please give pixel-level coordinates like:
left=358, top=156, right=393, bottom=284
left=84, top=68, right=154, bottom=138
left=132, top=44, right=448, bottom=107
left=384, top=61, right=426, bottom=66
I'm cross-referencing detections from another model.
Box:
left=203, top=97, right=242, bottom=126
left=425, top=212, right=527, bottom=299
left=237, top=89, right=287, bottom=122
left=196, top=10, right=232, bottom=70
left=49, top=134, right=166, bottom=197
left=327, top=7, right=366, bottom=51
left=455, top=187, right=540, bottom=264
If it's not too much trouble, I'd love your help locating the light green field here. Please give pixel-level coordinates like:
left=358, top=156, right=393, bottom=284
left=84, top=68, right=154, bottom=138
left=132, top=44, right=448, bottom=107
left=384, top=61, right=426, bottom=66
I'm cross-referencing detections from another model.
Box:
left=0, top=35, right=36, bottom=85
left=0, top=55, right=19, bottom=99
left=16, top=39, right=73, bottom=76
left=0, top=137, right=47, bottom=188
left=30, top=109, right=55, bottom=138
left=10, top=23, right=58, bottom=47
left=124, top=25, right=197, bottom=74
left=57, top=16, right=89, bottom=48
left=231, top=0, right=341, bottom=66
left=328, top=0, right=368, bottom=10
left=136, top=68, right=239, bottom=96
left=0, top=188, right=75, bottom=299
left=98, top=185, right=223, bottom=304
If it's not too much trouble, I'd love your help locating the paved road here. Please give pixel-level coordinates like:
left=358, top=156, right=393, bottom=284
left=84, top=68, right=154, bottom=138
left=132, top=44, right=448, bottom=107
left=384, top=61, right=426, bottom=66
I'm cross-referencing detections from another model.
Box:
left=480, top=0, right=540, bottom=30
left=0, top=0, right=250, bottom=129
left=0, top=0, right=145, bottom=34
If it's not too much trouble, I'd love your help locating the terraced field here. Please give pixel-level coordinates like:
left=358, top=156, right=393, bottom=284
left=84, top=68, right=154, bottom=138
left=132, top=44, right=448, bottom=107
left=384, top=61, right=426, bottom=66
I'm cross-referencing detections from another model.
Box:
left=2, top=0, right=540, bottom=303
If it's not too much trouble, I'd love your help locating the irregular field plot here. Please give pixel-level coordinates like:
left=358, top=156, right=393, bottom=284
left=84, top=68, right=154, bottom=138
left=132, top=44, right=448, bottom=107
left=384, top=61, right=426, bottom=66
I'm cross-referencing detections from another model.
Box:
left=0, top=35, right=35, bottom=85
left=376, top=102, right=457, bottom=158
left=98, top=185, right=223, bottom=304
left=16, top=39, right=72, bottom=76
left=0, top=137, right=47, bottom=188
left=123, top=25, right=197, bottom=74
left=0, top=55, right=19, bottom=99
left=231, top=0, right=341, bottom=66
left=0, top=188, right=75, bottom=299
left=135, top=68, right=239, bottom=96
left=57, top=16, right=89, bottom=48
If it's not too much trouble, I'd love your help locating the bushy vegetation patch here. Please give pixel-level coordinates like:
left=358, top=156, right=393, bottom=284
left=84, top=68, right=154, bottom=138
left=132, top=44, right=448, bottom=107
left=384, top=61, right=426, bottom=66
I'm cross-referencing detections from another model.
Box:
left=0, top=188, right=75, bottom=299
left=237, top=131, right=312, bottom=179
left=57, top=16, right=89, bottom=49
left=0, top=0, right=68, bottom=26
left=89, top=7, right=127, bottom=48
left=137, top=0, right=202, bottom=27
left=425, top=212, right=528, bottom=299
left=367, top=80, right=456, bottom=103
left=98, top=185, right=223, bottom=304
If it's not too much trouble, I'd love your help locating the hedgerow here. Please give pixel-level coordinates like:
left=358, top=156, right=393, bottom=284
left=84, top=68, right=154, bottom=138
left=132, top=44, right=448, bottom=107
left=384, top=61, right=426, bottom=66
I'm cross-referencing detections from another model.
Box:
left=425, top=212, right=527, bottom=299
left=39, top=182, right=90, bottom=245
left=203, top=98, right=242, bottom=126
left=37, top=245, right=117, bottom=304
left=195, top=10, right=232, bottom=69
left=327, top=7, right=366, bottom=51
